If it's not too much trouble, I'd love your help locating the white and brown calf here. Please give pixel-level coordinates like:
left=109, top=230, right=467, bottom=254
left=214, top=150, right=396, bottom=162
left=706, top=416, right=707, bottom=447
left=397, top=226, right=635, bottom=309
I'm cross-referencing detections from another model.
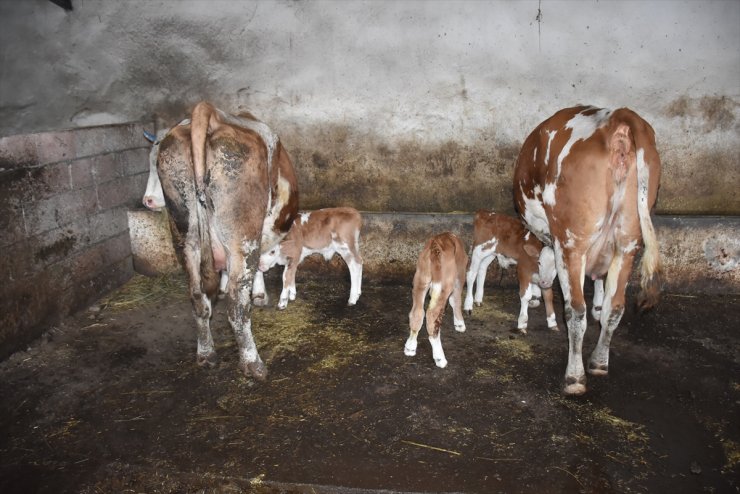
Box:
left=258, top=207, right=363, bottom=310
left=514, top=105, right=662, bottom=395
left=464, top=210, right=558, bottom=333
left=404, top=232, right=468, bottom=369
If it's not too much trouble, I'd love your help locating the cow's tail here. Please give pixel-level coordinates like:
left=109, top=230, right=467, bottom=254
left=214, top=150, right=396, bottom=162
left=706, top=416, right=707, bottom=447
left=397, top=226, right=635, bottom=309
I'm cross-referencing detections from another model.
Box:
left=190, top=102, right=219, bottom=253
left=191, top=101, right=220, bottom=204
left=629, top=115, right=663, bottom=311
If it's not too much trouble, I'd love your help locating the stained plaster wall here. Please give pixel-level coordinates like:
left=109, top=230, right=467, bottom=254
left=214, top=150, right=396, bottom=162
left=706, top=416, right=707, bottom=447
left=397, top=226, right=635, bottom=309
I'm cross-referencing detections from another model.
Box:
left=1, top=0, right=738, bottom=215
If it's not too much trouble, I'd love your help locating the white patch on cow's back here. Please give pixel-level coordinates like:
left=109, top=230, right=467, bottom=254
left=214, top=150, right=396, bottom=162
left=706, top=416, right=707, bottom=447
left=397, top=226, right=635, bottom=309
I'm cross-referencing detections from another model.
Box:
left=300, top=212, right=311, bottom=224
left=556, top=108, right=611, bottom=180
left=545, top=130, right=557, bottom=164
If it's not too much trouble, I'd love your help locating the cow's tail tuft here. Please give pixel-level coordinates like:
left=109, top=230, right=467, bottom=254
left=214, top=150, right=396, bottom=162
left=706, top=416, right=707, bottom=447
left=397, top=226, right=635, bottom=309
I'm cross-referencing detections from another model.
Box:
left=634, top=145, right=662, bottom=312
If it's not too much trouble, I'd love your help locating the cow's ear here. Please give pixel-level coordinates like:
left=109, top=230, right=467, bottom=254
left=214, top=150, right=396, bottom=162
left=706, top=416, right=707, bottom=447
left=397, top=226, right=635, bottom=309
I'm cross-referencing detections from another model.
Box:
left=523, top=244, right=540, bottom=259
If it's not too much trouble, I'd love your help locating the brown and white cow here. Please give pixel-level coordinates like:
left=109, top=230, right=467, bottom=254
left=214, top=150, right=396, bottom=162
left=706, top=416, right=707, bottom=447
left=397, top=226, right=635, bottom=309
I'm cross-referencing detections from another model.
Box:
left=150, top=101, right=298, bottom=380
left=404, top=232, right=468, bottom=368
left=464, top=209, right=558, bottom=333
left=514, top=105, right=662, bottom=395
left=258, top=207, right=363, bottom=309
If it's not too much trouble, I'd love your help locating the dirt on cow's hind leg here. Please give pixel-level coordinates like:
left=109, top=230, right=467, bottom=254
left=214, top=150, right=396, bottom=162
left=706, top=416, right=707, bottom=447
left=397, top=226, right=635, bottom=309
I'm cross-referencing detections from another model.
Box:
left=196, top=351, right=218, bottom=368
left=240, top=359, right=268, bottom=381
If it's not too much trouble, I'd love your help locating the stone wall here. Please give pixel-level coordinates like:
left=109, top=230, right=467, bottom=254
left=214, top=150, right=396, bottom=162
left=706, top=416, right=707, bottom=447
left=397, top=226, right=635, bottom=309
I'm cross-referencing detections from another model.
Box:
left=0, top=124, right=150, bottom=360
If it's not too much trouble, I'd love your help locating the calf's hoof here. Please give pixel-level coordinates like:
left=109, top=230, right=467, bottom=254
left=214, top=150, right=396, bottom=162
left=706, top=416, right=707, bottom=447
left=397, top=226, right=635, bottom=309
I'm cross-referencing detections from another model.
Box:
left=528, top=298, right=541, bottom=308
left=454, top=323, right=466, bottom=333
left=464, top=308, right=472, bottom=316
left=277, top=301, right=288, bottom=310
left=404, top=346, right=416, bottom=357
left=196, top=351, right=218, bottom=368
left=252, top=294, right=269, bottom=307
left=517, top=327, right=528, bottom=335
left=563, top=376, right=587, bottom=396
left=241, top=360, right=268, bottom=381
left=549, top=325, right=560, bottom=332
left=434, top=357, right=448, bottom=369
left=587, top=362, right=609, bottom=376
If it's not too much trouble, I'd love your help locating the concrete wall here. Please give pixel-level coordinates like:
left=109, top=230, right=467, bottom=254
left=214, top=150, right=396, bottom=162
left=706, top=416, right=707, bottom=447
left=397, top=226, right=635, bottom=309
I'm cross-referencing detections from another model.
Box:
left=129, top=210, right=740, bottom=295
left=1, top=0, right=738, bottom=215
left=0, top=124, right=150, bottom=360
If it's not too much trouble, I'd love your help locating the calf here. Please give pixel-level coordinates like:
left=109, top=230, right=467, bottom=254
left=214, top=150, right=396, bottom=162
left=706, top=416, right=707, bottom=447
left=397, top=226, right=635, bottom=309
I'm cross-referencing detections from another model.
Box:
left=464, top=210, right=558, bottom=333
left=258, top=207, right=363, bottom=309
left=404, top=232, right=468, bottom=368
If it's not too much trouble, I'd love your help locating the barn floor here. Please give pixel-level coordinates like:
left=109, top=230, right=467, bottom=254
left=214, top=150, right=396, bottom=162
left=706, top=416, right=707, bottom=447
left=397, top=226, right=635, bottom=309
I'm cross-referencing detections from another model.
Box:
left=1, top=270, right=738, bottom=494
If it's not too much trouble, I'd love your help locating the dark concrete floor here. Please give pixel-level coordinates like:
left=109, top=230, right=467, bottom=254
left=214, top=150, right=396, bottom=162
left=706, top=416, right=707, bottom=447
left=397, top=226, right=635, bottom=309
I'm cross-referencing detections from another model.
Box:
left=1, top=270, right=738, bottom=493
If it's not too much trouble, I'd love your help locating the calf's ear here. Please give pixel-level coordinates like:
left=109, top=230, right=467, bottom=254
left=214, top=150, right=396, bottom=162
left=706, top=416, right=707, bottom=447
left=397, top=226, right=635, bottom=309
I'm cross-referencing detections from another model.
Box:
left=523, top=244, right=540, bottom=259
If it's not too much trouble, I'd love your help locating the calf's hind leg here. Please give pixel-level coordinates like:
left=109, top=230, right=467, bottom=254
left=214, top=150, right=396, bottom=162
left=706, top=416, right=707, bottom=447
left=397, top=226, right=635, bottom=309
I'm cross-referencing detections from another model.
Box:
left=426, top=282, right=453, bottom=368
left=405, top=271, right=429, bottom=358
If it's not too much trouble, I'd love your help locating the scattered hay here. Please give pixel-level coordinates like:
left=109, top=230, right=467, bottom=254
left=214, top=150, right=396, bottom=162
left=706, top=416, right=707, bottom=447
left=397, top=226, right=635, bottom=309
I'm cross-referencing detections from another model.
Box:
left=100, top=274, right=188, bottom=312
left=495, top=338, right=534, bottom=361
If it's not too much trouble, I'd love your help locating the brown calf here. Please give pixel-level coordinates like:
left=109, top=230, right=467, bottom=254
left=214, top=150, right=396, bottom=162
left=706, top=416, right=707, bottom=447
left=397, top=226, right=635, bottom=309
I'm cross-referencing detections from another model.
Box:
left=464, top=210, right=558, bottom=333
left=258, top=207, right=363, bottom=309
left=404, top=232, right=468, bottom=368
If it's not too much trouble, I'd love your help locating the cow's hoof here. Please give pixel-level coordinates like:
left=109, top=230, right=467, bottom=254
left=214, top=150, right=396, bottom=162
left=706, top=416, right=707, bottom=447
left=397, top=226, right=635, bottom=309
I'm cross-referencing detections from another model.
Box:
left=454, top=323, right=466, bottom=333
left=241, top=360, right=268, bottom=381
left=563, top=376, right=587, bottom=396
left=196, top=352, right=218, bottom=368
left=587, top=362, right=609, bottom=376
left=474, top=301, right=482, bottom=307
left=517, top=327, right=528, bottom=335
left=277, top=301, right=288, bottom=310
left=347, top=300, right=357, bottom=306
left=253, top=294, right=269, bottom=307
left=404, top=346, right=416, bottom=357
left=464, top=308, right=472, bottom=316
left=549, top=325, right=560, bottom=332
left=528, top=298, right=541, bottom=308
left=434, top=357, right=448, bottom=369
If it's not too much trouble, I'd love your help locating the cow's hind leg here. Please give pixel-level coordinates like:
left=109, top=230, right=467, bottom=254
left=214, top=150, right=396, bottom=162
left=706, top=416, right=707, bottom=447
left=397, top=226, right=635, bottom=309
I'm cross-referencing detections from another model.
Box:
left=225, top=242, right=267, bottom=380
left=557, top=245, right=588, bottom=395
left=405, top=272, right=430, bottom=357
left=588, top=253, right=635, bottom=376
left=182, top=241, right=218, bottom=368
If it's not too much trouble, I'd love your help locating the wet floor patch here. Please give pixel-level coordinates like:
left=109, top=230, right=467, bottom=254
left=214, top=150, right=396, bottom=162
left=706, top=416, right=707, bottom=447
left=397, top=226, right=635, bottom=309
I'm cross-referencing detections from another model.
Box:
left=0, top=271, right=738, bottom=493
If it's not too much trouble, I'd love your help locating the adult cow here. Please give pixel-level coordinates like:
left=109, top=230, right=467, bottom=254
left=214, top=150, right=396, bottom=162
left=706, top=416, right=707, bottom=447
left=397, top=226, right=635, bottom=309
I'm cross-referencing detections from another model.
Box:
left=513, top=105, right=662, bottom=395
left=152, top=102, right=298, bottom=380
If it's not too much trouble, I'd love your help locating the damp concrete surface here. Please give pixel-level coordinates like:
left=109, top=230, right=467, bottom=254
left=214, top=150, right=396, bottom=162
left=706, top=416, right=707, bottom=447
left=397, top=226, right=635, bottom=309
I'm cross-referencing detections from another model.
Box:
left=0, top=269, right=738, bottom=493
